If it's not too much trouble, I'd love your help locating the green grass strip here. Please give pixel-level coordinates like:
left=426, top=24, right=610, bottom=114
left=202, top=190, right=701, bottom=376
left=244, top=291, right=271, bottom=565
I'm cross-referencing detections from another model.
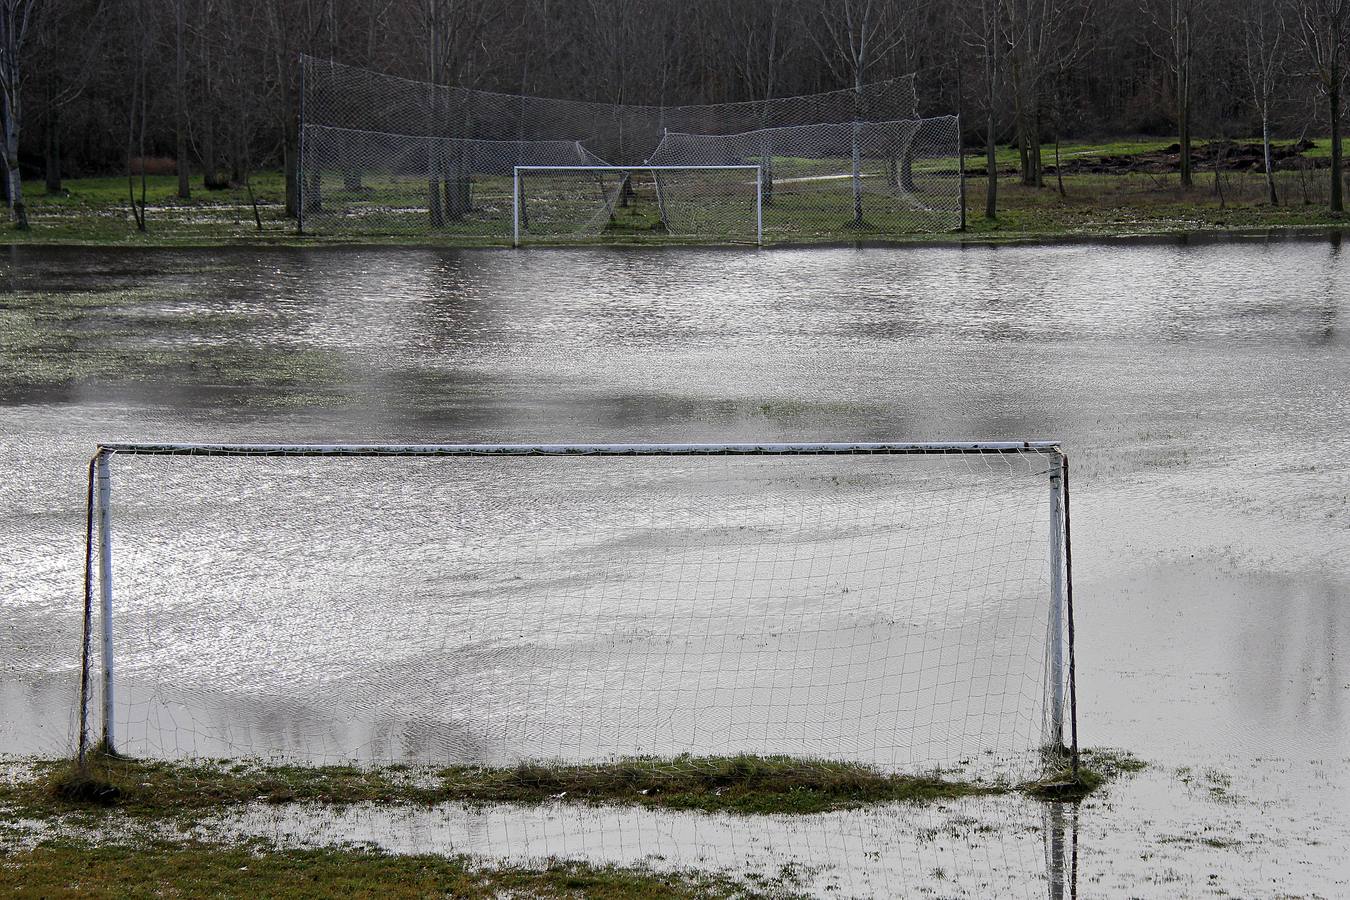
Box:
left=8, top=751, right=1142, bottom=819
left=2, top=840, right=759, bottom=899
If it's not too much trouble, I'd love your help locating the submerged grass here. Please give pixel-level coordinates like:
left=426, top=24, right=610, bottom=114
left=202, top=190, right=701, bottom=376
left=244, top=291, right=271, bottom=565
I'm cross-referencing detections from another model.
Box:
left=11, top=750, right=1142, bottom=821
left=2, top=752, right=1144, bottom=896
left=3, top=840, right=762, bottom=899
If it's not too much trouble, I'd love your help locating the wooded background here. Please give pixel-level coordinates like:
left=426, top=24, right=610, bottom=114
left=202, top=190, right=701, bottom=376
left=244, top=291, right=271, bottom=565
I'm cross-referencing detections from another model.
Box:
left=2, top=0, right=1347, bottom=221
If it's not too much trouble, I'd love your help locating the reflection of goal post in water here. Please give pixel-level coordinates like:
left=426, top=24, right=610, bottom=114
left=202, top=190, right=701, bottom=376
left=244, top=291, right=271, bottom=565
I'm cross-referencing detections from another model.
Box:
left=77, top=441, right=1077, bottom=780
left=512, top=165, right=763, bottom=246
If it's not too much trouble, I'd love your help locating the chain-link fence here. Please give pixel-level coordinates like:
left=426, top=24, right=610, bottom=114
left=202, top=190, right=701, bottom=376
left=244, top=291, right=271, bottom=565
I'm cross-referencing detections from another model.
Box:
left=299, top=56, right=960, bottom=244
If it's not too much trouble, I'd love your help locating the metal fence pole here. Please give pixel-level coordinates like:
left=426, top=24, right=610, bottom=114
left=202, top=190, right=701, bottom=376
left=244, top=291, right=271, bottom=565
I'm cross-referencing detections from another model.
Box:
left=957, top=115, right=967, bottom=233
left=96, top=451, right=116, bottom=754
left=755, top=165, right=763, bottom=246
left=512, top=167, right=520, bottom=248
left=1048, top=457, right=1067, bottom=751
left=297, top=54, right=306, bottom=236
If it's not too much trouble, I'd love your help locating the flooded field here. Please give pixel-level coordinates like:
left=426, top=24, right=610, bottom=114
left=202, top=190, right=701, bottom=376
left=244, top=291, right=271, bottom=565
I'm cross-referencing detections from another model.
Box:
left=2, top=240, right=1348, bottom=894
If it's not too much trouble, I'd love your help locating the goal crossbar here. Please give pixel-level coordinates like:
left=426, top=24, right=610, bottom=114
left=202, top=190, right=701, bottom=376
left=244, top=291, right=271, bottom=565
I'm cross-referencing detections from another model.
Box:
left=512, top=164, right=764, bottom=247
left=94, top=440, right=1063, bottom=458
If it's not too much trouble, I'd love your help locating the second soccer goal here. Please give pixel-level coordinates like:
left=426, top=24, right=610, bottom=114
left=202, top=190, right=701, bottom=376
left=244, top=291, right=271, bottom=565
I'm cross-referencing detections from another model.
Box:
left=513, top=165, right=764, bottom=245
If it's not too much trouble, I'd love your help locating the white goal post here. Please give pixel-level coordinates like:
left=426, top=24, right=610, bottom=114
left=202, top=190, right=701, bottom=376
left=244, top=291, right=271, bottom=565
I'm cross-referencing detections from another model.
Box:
left=77, top=440, right=1077, bottom=778
left=512, top=165, right=764, bottom=246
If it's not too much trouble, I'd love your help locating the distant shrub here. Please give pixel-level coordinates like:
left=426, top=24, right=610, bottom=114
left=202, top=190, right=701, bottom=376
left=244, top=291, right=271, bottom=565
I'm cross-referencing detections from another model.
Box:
left=128, top=156, right=179, bottom=176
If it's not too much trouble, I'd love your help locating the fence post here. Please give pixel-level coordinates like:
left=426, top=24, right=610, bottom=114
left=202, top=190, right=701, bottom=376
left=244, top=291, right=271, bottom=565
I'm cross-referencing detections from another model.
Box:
left=297, top=54, right=306, bottom=235
left=96, top=451, right=116, bottom=754
left=755, top=165, right=763, bottom=246
left=1048, top=456, right=1067, bottom=752
left=957, top=115, right=967, bottom=232
left=512, top=167, right=520, bottom=248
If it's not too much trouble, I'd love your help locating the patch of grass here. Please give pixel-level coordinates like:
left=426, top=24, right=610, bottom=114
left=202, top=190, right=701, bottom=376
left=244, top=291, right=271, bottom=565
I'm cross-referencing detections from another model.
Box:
left=26, top=753, right=1000, bottom=819
left=2, top=839, right=759, bottom=899
left=14, top=750, right=1142, bottom=821
left=1023, top=748, right=1146, bottom=802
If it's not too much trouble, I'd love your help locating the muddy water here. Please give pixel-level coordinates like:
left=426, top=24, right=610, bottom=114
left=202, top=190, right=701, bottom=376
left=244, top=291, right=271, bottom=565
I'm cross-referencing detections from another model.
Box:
left=2, top=240, right=1348, bottom=894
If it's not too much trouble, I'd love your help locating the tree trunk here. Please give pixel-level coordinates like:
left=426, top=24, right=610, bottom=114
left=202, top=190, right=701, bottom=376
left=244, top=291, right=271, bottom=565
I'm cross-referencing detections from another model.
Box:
left=1055, top=132, right=1065, bottom=197
left=1029, top=110, right=1040, bottom=188
left=174, top=0, right=190, bottom=200
left=44, top=112, right=60, bottom=194
left=284, top=128, right=298, bottom=217
left=342, top=130, right=363, bottom=191
left=851, top=121, right=863, bottom=226
left=985, top=107, right=997, bottom=219
left=901, top=130, right=916, bottom=191
left=851, top=70, right=864, bottom=227
left=1331, top=81, right=1343, bottom=213
left=2, top=91, right=27, bottom=229
left=1262, top=114, right=1278, bottom=205
left=1178, top=83, right=1192, bottom=189
left=201, top=121, right=213, bottom=187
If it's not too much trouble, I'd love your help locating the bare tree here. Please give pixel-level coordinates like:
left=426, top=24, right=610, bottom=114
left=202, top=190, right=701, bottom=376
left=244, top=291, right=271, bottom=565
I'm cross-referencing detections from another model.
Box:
left=1001, top=0, right=1093, bottom=188
left=1140, top=0, right=1206, bottom=189
left=262, top=0, right=334, bottom=217
left=1236, top=0, right=1285, bottom=204
left=0, top=0, right=36, bottom=227
left=172, top=0, right=189, bottom=198
left=963, top=0, right=1003, bottom=216
left=28, top=0, right=105, bottom=196
left=125, top=0, right=150, bottom=231
left=1289, top=0, right=1349, bottom=212
left=810, top=0, right=913, bottom=226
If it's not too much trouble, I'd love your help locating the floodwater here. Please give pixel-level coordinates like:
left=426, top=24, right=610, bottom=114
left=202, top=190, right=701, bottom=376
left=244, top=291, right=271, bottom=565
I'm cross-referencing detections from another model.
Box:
left=2, top=240, right=1349, bottom=894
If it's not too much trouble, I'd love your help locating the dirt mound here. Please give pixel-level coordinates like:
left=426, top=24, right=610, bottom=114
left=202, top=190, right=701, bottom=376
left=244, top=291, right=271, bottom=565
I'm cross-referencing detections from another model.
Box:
left=1048, top=139, right=1324, bottom=175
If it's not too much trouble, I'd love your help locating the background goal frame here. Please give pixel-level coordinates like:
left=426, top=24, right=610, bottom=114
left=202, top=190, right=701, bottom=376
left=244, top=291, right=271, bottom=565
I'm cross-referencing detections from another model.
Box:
left=512, top=165, right=764, bottom=247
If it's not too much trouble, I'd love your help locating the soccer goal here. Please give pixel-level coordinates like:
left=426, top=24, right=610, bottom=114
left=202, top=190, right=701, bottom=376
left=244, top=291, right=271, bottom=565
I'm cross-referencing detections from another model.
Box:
left=76, top=441, right=1076, bottom=780
left=512, top=165, right=763, bottom=246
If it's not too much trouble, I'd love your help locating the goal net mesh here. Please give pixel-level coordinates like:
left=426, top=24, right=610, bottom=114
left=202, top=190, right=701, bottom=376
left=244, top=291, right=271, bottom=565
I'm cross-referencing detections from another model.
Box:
left=83, top=446, right=1064, bottom=781
left=298, top=56, right=961, bottom=243
left=649, top=118, right=963, bottom=236
left=515, top=167, right=761, bottom=243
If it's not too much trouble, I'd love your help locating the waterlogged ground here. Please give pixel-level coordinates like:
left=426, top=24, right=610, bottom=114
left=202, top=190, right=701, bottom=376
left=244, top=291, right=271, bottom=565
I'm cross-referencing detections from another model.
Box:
left=2, top=240, right=1349, bottom=895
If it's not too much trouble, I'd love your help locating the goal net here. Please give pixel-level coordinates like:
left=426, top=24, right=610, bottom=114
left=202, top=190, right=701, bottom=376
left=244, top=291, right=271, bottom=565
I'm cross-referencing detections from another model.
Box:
left=648, top=117, right=965, bottom=237
left=300, top=126, right=609, bottom=237
left=77, top=442, right=1074, bottom=781
left=513, top=166, right=763, bottom=245
left=297, top=56, right=959, bottom=244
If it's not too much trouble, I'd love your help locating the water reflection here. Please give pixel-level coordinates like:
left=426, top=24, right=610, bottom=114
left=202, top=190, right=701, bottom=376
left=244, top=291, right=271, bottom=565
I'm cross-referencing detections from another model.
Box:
left=199, top=795, right=1079, bottom=898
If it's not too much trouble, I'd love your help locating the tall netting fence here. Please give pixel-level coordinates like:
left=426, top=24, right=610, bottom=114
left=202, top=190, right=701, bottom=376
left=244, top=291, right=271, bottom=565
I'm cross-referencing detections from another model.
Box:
left=301, top=127, right=608, bottom=238
left=298, top=56, right=961, bottom=243
left=77, top=442, right=1071, bottom=784
left=650, top=117, right=964, bottom=238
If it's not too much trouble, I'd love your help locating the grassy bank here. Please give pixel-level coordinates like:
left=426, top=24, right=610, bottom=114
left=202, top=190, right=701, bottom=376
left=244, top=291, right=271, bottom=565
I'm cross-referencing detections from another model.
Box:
left=7, top=138, right=1349, bottom=248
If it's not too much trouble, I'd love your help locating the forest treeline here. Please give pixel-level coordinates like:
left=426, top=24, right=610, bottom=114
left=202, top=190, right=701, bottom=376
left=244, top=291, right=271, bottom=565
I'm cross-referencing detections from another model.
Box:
left=1, top=0, right=1348, bottom=228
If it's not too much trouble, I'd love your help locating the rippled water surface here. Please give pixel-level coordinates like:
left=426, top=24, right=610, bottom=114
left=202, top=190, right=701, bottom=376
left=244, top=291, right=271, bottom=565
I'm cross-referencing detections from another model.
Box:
left=2, top=240, right=1348, bottom=895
